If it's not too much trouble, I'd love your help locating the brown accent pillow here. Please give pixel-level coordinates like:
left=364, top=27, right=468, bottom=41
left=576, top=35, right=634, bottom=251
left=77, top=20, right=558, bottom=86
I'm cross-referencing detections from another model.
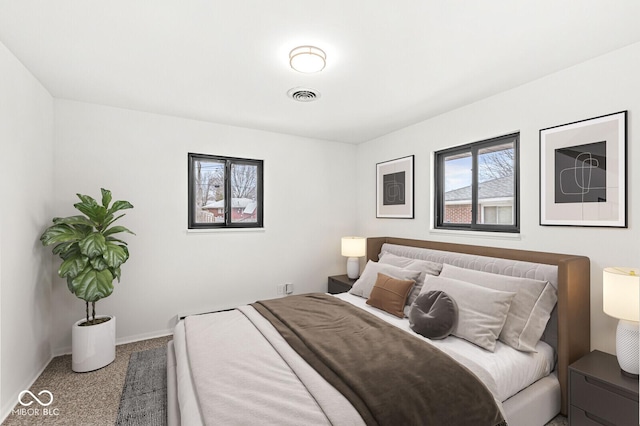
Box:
left=366, top=273, right=415, bottom=318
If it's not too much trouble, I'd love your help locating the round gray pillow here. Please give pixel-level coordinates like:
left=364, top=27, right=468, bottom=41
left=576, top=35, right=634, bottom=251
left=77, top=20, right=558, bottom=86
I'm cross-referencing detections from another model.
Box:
left=409, top=290, right=458, bottom=340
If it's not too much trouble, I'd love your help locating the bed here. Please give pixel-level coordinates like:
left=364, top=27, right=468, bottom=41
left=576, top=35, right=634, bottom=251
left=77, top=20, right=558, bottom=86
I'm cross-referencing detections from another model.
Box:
left=167, top=236, right=590, bottom=426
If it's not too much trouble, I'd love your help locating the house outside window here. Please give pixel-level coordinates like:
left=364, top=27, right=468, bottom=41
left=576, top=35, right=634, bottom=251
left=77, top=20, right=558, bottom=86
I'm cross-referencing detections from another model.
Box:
left=482, top=205, right=513, bottom=225
left=188, top=153, right=263, bottom=229
left=435, top=133, right=519, bottom=233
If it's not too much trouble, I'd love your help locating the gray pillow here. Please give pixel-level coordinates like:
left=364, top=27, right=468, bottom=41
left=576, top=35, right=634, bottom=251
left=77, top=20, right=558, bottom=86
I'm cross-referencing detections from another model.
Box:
left=439, top=263, right=557, bottom=352
left=409, top=291, right=457, bottom=340
left=422, top=276, right=516, bottom=351
left=378, top=252, right=443, bottom=307
left=349, top=260, right=421, bottom=299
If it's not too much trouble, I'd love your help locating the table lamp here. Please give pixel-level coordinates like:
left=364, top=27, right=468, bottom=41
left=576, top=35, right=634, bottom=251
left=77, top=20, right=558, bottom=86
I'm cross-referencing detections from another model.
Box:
left=341, top=237, right=366, bottom=279
left=603, top=267, right=639, bottom=378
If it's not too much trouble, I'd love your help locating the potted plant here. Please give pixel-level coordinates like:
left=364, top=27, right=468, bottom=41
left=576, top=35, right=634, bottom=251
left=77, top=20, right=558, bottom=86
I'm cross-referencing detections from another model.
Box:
left=41, top=189, right=134, bottom=372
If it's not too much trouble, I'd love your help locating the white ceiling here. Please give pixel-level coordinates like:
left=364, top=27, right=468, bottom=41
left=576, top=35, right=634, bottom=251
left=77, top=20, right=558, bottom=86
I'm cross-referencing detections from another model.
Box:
left=1, top=1, right=640, bottom=144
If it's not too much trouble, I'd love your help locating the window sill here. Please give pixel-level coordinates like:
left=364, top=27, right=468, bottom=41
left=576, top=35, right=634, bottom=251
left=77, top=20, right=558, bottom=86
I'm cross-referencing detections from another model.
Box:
left=429, top=228, right=521, bottom=240
left=186, top=227, right=265, bottom=234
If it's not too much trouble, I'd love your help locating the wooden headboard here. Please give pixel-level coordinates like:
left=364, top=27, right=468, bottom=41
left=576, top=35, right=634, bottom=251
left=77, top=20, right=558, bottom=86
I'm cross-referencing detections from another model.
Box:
left=366, top=237, right=590, bottom=415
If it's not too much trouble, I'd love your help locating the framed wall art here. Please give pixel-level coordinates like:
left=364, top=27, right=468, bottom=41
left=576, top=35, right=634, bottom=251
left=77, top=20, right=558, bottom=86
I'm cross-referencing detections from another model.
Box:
left=539, top=111, right=627, bottom=227
left=376, top=155, right=414, bottom=219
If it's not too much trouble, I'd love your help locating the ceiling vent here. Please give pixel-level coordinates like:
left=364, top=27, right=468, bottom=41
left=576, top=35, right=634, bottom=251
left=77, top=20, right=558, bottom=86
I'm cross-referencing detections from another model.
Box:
left=287, top=87, right=320, bottom=102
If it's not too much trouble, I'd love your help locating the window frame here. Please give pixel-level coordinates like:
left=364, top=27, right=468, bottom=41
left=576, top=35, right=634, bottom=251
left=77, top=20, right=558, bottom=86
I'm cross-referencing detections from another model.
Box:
left=188, top=153, right=264, bottom=229
left=434, top=133, right=520, bottom=233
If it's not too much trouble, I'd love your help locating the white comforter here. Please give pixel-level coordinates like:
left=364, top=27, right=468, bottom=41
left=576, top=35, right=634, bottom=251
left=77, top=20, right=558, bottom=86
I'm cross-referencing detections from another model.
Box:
left=174, top=293, right=555, bottom=425
left=184, top=306, right=364, bottom=426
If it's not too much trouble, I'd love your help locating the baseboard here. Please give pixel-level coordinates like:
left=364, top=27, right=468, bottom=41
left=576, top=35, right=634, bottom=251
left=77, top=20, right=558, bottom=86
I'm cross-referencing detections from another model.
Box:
left=1, top=354, right=54, bottom=424
left=52, top=328, right=174, bottom=357
left=116, top=329, right=174, bottom=346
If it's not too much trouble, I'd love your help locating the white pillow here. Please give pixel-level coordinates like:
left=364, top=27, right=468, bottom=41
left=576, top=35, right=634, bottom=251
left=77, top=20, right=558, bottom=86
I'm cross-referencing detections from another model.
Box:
left=422, top=276, right=516, bottom=352
left=439, top=263, right=557, bottom=352
left=378, top=252, right=443, bottom=307
left=349, top=261, right=420, bottom=299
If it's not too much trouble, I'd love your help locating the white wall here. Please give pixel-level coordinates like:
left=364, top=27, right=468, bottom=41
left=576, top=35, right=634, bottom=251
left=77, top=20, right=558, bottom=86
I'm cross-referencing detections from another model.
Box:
left=0, top=42, right=54, bottom=418
left=51, top=100, right=358, bottom=353
left=356, top=42, right=640, bottom=354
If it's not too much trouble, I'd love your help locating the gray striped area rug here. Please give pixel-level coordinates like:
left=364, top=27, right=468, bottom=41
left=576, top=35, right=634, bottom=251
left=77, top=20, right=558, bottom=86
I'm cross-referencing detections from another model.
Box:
left=116, top=347, right=167, bottom=426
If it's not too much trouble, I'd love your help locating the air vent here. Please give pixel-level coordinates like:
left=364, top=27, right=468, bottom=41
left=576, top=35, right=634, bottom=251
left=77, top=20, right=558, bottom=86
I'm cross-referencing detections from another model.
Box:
left=287, top=87, right=321, bottom=102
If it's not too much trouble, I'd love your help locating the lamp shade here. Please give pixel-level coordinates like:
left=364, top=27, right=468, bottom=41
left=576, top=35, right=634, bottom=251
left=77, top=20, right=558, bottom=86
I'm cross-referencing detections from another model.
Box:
left=341, top=237, right=366, bottom=257
left=603, top=267, right=639, bottom=322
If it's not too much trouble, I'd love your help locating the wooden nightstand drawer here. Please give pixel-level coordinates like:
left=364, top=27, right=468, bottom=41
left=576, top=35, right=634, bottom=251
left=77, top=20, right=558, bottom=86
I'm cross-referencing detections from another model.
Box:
left=569, top=406, right=609, bottom=426
left=570, top=371, right=637, bottom=425
left=569, top=351, right=639, bottom=426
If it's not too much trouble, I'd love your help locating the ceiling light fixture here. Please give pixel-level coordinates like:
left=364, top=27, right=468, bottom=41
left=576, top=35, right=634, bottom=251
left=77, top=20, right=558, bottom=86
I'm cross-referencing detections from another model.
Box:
left=289, top=45, right=326, bottom=73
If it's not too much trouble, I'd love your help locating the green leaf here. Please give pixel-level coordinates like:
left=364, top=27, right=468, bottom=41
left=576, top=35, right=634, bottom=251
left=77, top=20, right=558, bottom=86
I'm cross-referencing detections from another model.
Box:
left=79, top=233, right=107, bottom=258
left=59, top=244, right=81, bottom=260
left=101, top=188, right=112, bottom=208
left=102, top=213, right=125, bottom=229
left=111, top=266, right=122, bottom=282
left=90, top=256, right=109, bottom=271
left=103, top=242, right=128, bottom=268
left=74, top=201, right=108, bottom=225
left=76, top=193, right=98, bottom=205
left=105, top=237, right=128, bottom=245
left=52, top=241, right=75, bottom=256
left=70, top=267, right=114, bottom=303
left=52, top=215, right=95, bottom=228
left=59, top=254, right=89, bottom=279
left=40, top=224, right=84, bottom=246
left=107, top=200, right=134, bottom=216
left=103, top=225, right=135, bottom=238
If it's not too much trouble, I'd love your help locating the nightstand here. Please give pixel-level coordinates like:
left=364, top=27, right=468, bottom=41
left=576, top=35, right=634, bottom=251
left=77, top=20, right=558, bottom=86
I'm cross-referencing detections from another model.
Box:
left=569, top=350, right=639, bottom=426
left=328, top=274, right=356, bottom=294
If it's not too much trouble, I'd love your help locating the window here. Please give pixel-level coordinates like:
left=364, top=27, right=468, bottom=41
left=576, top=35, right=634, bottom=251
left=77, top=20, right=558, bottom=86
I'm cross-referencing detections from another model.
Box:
left=188, top=153, right=263, bottom=229
left=434, top=133, right=519, bottom=232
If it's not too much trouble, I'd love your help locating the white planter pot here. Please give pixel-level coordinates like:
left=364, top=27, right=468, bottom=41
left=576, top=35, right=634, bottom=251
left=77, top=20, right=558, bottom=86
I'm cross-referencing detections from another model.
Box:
left=71, top=315, right=116, bottom=372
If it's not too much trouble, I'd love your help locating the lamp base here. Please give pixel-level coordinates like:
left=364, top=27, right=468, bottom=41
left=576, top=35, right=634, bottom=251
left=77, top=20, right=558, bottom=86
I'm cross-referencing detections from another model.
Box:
left=616, top=319, right=639, bottom=378
left=346, top=257, right=360, bottom=279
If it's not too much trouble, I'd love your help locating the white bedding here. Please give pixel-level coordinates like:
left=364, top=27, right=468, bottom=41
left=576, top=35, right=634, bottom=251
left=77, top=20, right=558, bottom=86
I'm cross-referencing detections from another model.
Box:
left=335, top=292, right=556, bottom=402
left=172, top=293, right=557, bottom=425
left=173, top=320, right=202, bottom=426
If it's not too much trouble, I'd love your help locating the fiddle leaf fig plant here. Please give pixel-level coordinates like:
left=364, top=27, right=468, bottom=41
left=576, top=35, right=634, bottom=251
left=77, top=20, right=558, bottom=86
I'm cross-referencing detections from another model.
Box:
left=41, top=189, right=134, bottom=325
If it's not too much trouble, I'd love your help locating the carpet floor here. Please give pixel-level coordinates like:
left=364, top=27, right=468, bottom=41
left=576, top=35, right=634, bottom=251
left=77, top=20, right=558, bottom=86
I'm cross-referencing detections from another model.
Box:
left=2, top=334, right=569, bottom=425
left=2, top=336, right=171, bottom=426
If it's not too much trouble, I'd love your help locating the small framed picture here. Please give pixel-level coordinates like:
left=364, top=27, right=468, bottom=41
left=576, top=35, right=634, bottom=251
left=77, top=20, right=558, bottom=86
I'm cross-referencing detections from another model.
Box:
left=376, top=155, right=414, bottom=219
left=539, top=111, right=627, bottom=227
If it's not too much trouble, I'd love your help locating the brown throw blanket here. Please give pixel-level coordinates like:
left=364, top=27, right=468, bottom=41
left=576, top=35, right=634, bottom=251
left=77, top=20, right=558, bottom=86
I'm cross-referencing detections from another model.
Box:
left=253, top=293, right=507, bottom=426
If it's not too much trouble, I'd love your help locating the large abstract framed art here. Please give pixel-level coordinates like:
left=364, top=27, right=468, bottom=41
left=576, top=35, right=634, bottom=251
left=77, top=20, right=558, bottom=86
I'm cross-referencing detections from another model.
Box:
left=539, top=111, right=627, bottom=227
left=376, top=155, right=414, bottom=219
